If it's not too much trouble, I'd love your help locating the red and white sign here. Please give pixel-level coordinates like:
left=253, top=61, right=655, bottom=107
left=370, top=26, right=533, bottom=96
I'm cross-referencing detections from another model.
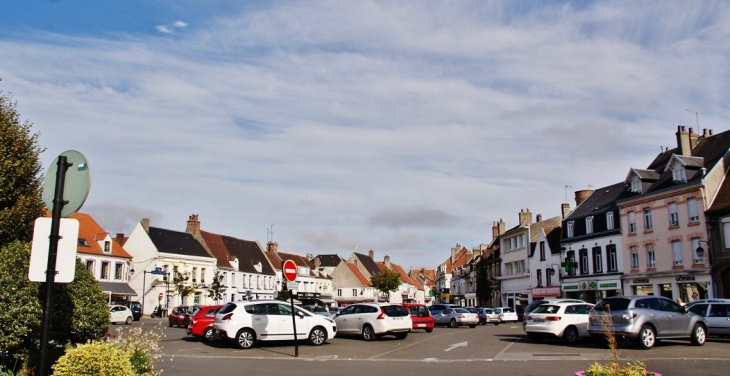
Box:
left=283, top=259, right=298, bottom=282
left=158, top=293, right=163, bottom=300
left=531, top=286, right=562, bottom=298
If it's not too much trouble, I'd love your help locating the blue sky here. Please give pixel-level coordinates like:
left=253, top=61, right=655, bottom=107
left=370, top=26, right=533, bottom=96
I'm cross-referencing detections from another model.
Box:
left=1, top=0, right=729, bottom=270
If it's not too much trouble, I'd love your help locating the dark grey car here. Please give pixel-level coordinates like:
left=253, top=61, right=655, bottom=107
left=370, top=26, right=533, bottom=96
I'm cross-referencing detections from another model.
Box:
left=587, top=296, right=707, bottom=349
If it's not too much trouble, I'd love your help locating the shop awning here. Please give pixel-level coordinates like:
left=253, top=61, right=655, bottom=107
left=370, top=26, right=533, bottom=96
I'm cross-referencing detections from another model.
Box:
left=317, top=298, right=337, bottom=305
left=98, top=281, right=137, bottom=296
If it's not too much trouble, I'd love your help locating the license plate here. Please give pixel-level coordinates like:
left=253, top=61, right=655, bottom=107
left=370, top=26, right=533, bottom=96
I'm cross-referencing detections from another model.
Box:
left=392, top=317, right=403, bottom=320
left=417, top=323, right=426, bottom=327
left=533, top=319, right=545, bottom=323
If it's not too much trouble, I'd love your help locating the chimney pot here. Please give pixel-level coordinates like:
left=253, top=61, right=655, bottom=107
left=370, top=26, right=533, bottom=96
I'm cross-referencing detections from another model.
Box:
left=368, top=250, right=374, bottom=259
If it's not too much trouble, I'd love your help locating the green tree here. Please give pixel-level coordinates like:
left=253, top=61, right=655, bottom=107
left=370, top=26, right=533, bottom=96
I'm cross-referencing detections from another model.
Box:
left=0, top=90, right=46, bottom=248
left=207, top=271, right=227, bottom=303
left=0, top=241, right=42, bottom=352
left=476, top=257, right=494, bottom=306
left=276, top=285, right=291, bottom=301
left=370, top=269, right=401, bottom=302
left=173, top=267, right=198, bottom=305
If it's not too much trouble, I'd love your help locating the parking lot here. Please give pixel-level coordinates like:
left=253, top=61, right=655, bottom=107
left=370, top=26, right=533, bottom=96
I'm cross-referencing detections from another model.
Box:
left=115, top=318, right=730, bottom=375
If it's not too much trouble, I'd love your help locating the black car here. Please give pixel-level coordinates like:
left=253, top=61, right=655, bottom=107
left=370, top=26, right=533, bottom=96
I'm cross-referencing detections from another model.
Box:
left=119, top=301, right=142, bottom=321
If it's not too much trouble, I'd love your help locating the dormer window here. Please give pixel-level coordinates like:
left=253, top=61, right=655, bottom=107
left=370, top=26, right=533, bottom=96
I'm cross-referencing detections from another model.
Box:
left=566, top=221, right=574, bottom=237
left=78, top=238, right=90, bottom=247
left=672, top=167, right=686, bottom=182
left=586, top=216, right=594, bottom=234
left=103, top=241, right=111, bottom=253
left=630, top=179, right=642, bottom=193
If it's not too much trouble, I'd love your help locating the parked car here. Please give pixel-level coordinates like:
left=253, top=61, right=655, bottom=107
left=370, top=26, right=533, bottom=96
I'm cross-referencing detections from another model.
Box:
left=213, top=300, right=336, bottom=349
left=432, top=307, right=479, bottom=328
left=403, top=303, right=435, bottom=332
left=587, top=296, right=707, bottom=349
left=686, top=298, right=730, bottom=337
left=465, top=307, right=493, bottom=325
left=115, top=301, right=142, bottom=321
left=428, top=304, right=461, bottom=316
left=183, top=305, right=201, bottom=327
left=109, top=305, right=133, bottom=325
left=522, top=299, right=587, bottom=329
left=302, top=305, right=330, bottom=316
left=523, top=302, right=594, bottom=344
left=187, top=305, right=224, bottom=342
left=494, top=307, right=518, bottom=323
left=169, top=306, right=190, bottom=327
left=480, top=308, right=500, bottom=325
left=333, top=303, right=411, bottom=340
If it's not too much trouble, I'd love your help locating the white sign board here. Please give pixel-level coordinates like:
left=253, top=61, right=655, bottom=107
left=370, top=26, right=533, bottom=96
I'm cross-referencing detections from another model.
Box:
left=287, top=282, right=298, bottom=291
left=29, top=218, right=79, bottom=283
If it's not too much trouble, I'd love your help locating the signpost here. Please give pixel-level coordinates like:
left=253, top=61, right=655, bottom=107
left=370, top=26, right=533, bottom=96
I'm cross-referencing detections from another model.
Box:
left=159, top=292, right=164, bottom=300
left=282, top=259, right=299, bottom=357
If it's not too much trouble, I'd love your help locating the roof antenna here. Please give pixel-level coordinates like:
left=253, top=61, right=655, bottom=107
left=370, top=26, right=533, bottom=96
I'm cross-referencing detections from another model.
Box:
left=565, top=185, right=572, bottom=203
left=686, top=109, right=707, bottom=128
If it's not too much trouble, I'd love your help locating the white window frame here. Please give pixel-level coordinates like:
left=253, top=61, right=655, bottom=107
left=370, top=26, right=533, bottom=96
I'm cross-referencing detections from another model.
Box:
left=672, top=241, right=683, bottom=266
left=668, top=202, right=679, bottom=226
left=628, top=211, right=637, bottom=233
left=608, top=246, right=618, bottom=272
left=643, top=208, right=653, bottom=231
left=673, top=167, right=687, bottom=182
left=567, top=221, right=574, bottom=238
left=593, top=247, right=603, bottom=273
left=606, top=212, right=614, bottom=230
left=631, top=179, right=642, bottom=193
left=586, top=216, right=594, bottom=234
left=687, top=198, right=700, bottom=223
left=630, top=247, right=639, bottom=270
left=646, top=244, right=655, bottom=268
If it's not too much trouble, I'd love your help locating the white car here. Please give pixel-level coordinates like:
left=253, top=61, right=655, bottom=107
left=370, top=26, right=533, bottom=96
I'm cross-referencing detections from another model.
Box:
left=333, top=303, right=412, bottom=341
left=523, top=302, right=594, bottom=344
left=494, top=307, right=518, bottom=323
left=109, top=305, right=133, bottom=325
left=213, top=300, right=337, bottom=349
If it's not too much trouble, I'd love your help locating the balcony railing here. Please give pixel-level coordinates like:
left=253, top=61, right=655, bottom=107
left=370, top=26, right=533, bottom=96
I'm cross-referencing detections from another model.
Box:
left=673, top=260, right=683, bottom=266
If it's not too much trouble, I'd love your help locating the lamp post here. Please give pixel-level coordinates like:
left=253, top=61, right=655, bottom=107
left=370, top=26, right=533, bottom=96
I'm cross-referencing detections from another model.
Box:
left=142, top=267, right=167, bottom=315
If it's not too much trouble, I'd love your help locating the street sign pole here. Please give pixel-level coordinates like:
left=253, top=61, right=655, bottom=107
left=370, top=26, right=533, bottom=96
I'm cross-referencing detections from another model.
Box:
left=282, top=259, right=299, bottom=357
left=290, top=292, right=298, bottom=357
left=38, top=156, right=70, bottom=376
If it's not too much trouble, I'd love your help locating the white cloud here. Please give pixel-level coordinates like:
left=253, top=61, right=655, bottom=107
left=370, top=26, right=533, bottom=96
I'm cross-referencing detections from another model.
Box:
left=1, top=1, right=729, bottom=269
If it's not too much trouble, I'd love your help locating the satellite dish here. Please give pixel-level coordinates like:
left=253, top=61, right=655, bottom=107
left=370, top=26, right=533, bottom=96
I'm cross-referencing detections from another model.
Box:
left=42, top=150, right=91, bottom=217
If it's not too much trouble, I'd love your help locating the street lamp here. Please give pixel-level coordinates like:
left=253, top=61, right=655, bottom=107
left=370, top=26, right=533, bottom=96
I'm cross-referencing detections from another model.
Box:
left=695, top=239, right=708, bottom=262
left=142, top=267, right=168, bottom=315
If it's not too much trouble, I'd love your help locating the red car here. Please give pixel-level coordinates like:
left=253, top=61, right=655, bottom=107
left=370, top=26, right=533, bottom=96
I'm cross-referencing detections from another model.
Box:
left=168, top=306, right=190, bottom=327
left=186, top=305, right=223, bottom=341
left=403, top=303, right=435, bottom=333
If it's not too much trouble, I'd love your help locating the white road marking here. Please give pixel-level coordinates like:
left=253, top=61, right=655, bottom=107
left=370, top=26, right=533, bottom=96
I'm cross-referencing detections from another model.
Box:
left=444, top=341, right=468, bottom=352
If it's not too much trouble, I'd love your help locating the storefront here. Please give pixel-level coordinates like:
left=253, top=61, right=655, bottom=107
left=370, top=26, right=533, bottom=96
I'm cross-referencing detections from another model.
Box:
left=561, top=279, right=622, bottom=303
left=530, top=287, right=562, bottom=299
left=622, top=273, right=713, bottom=303
left=501, top=292, right=529, bottom=315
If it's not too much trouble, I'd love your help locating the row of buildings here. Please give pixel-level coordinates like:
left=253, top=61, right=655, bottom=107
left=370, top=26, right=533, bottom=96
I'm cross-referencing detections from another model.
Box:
left=434, top=126, right=730, bottom=316
left=61, top=125, right=730, bottom=317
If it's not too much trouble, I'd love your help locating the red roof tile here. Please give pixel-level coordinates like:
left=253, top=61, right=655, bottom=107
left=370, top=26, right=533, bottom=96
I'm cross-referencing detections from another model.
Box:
left=346, top=262, right=371, bottom=286
left=62, top=212, right=132, bottom=258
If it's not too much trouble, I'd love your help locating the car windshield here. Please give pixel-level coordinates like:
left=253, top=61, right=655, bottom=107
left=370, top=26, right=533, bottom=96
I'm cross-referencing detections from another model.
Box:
left=593, top=298, right=630, bottom=311
left=466, top=308, right=478, bottom=313
left=453, top=308, right=470, bottom=313
left=502, top=308, right=515, bottom=313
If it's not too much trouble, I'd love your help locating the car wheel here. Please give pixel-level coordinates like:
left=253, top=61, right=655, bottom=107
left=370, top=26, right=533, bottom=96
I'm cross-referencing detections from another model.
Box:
left=425, top=328, right=433, bottom=333
left=468, top=324, right=476, bottom=328
left=394, top=332, right=408, bottom=340
left=234, top=329, right=256, bottom=349
left=362, top=325, right=376, bottom=341
left=691, top=324, right=706, bottom=346
left=202, top=327, right=215, bottom=342
left=308, top=326, right=327, bottom=346
left=450, top=319, right=458, bottom=328
left=562, top=326, right=578, bottom=344
left=637, top=325, right=656, bottom=349
left=125, top=317, right=132, bottom=325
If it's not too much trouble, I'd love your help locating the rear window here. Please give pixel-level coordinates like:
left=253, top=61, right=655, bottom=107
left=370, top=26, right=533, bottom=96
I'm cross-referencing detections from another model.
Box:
left=219, top=303, right=237, bottom=314
left=408, top=306, right=430, bottom=317
left=533, top=305, right=560, bottom=314
left=453, top=308, right=470, bottom=313
left=594, top=298, right=630, bottom=311
left=128, top=302, right=141, bottom=310
left=383, top=305, right=409, bottom=317
left=501, top=308, right=515, bottom=313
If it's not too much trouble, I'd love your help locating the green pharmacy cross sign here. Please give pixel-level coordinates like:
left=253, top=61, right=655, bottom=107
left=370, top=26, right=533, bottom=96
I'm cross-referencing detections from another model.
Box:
left=562, top=259, right=575, bottom=273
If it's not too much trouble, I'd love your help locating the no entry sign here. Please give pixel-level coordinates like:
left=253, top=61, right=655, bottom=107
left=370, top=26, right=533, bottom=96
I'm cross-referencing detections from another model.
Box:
left=283, top=259, right=297, bottom=282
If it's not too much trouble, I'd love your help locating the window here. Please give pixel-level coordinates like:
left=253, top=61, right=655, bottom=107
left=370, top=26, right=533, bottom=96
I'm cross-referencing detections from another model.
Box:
left=646, top=244, right=656, bottom=268
left=566, top=250, right=576, bottom=276
left=352, top=289, right=357, bottom=296
left=101, top=261, right=110, bottom=280
left=586, top=216, right=594, bottom=234
left=536, top=269, right=542, bottom=287
left=103, top=241, right=111, bottom=253
left=673, top=167, right=686, bottom=182
left=631, top=179, right=642, bottom=193
left=630, top=247, right=639, bottom=270
left=546, top=268, right=553, bottom=286
left=628, top=211, right=637, bottom=233
left=724, top=218, right=730, bottom=249
left=78, top=238, right=90, bottom=247
left=567, top=221, right=574, bottom=238
left=163, top=265, right=169, bottom=281
left=643, top=208, right=653, bottom=231
left=607, top=245, right=618, bottom=272
left=691, top=237, right=703, bottom=264
left=539, top=241, right=546, bottom=261
left=606, top=212, right=614, bottom=230
left=337, top=289, right=342, bottom=297
left=672, top=241, right=683, bottom=266
left=200, top=268, right=206, bottom=284
left=579, top=249, right=589, bottom=274
left=114, top=263, right=123, bottom=280
left=593, top=246, right=603, bottom=273
left=687, top=198, right=700, bottom=223
left=85, top=260, right=94, bottom=272
left=192, top=267, right=197, bottom=283
left=668, top=202, right=679, bottom=226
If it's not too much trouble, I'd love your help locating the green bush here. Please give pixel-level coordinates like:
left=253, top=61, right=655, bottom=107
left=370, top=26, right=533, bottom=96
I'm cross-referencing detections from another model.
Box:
left=0, top=241, right=42, bottom=352
left=52, top=341, right=134, bottom=376
left=585, top=361, right=655, bottom=376
left=109, top=324, right=165, bottom=376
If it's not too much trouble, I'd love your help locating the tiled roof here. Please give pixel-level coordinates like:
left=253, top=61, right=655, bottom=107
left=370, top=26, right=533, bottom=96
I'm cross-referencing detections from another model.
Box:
left=346, top=262, right=371, bottom=286
left=314, top=254, right=344, bottom=267
left=148, top=227, right=212, bottom=259
left=221, top=236, right=275, bottom=275
left=199, top=231, right=234, bottom=269
left=707, top=176, right=730, bottom=214
left=441, top=247, right=469, bottom=273
left=566, top=182, right=629, bottom=220
left=267, top=252, right=317, bottom=277
left=353, top=252, right=382, bottom=276
left=63, top=212, right=133, bottom=258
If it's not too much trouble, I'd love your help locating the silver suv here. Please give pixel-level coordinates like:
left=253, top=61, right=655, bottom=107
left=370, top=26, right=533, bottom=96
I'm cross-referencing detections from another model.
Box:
left=587, top=296, right=707, bottom=349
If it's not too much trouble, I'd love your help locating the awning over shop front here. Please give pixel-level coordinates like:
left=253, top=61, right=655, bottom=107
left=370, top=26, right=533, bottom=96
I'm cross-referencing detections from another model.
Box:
left=317, top=298, right=337, bottom=305
left=98, top=281, right=137, bottom=296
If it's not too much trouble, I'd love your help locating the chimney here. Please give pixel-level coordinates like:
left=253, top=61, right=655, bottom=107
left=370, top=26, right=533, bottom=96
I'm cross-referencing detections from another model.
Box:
left=141, top=218, right=149, bottom=233
left=676, top=125, right=691, bottom=156
left=267, top=241, right=278, bottom=254
left=384, top=255, right=390, bottom=268
left=465, top=251, right=473, bottom=264
left=561, top=203, right=571, bottom=219
left=492, top=219, right=506, bottom=241
left=689, top=127, right=700, bottom=150
left=536, top=214, right=542, bottom=222
left=518, top=208, right=532, bottom=226
left=574, top=190, right=594, bottom=207
left=185, top=214, right=200, bottom=236
left=314, top=257, right=321, bottom=269
left=451, top=243, right=460, bottom=263
left=368, top=250, right=374, bottom=259
left=115, top=232, right=125, bottom=246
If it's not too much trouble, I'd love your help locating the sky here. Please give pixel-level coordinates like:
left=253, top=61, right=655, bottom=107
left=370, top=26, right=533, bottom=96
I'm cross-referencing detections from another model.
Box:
left=1, top=0, right=729, bottom=271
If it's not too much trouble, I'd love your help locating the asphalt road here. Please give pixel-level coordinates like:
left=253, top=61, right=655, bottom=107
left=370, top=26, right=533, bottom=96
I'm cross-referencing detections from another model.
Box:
left=115, top=318, right=730, bottom=375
